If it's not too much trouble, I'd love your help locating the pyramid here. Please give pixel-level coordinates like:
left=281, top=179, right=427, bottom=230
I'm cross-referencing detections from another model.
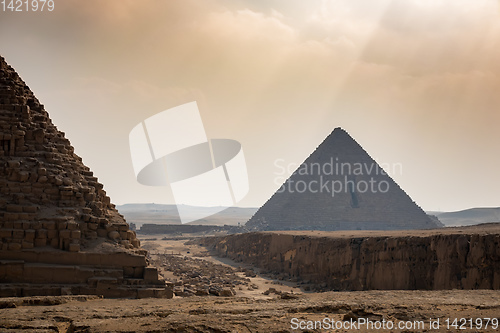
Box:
left=246, top=128, right=442, bottom=231
left=0, top=56, right=169, bottom=298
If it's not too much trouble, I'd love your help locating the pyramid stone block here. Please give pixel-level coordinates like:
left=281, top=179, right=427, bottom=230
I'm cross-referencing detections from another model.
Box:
left=246, top=127, right=442, bottom=231
left=0, top=55, right=139, bottom=251
left=0, top=55, right=170, bottom=298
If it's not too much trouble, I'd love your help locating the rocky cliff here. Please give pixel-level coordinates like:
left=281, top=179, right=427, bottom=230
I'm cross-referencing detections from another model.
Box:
left=199, top=224, right=500, bottom=291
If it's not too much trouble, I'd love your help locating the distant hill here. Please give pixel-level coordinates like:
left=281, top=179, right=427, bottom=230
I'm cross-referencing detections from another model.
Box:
left=117, top=204, right=500, bottom=229
left=116, top=203, right=257, bottom=228
left=427, top=207, right=500, bottom=227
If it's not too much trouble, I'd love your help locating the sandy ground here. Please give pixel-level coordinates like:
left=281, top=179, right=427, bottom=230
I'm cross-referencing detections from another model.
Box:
left=1, top=289, right=499, bottom=332
left=1, top=233, right=499, bottom=332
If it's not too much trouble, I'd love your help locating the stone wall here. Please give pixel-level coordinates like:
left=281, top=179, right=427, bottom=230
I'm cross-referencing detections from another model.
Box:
left=199, top=226, right=500, bottom=291
left=138, top=224, right=245, bottom=235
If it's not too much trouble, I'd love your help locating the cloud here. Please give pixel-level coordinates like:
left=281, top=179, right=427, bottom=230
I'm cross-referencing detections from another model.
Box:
left=2, top=0, right=500, bottom=210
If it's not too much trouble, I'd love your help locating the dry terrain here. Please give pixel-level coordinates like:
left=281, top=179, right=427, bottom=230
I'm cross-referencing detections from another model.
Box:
left=1, top=232, right=499, bottom=332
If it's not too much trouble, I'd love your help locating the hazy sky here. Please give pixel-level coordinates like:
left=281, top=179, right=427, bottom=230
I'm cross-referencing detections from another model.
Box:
left=1, top=0, right=499, bottom=212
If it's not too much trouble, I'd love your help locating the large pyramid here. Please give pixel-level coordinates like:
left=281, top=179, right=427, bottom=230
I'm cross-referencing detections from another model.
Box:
left=0, top=56, right=169, bottom=298
left=246, top=128, right=442, bottom=231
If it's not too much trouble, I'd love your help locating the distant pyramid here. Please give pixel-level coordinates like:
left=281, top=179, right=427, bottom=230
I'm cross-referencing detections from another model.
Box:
left=0, top=56, right=169, bottom=298
left=246, top=128, right=441, bottom=231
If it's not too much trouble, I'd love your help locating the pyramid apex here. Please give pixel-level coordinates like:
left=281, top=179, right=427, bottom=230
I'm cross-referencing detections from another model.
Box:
left=331, top=127, right=349, bottom=136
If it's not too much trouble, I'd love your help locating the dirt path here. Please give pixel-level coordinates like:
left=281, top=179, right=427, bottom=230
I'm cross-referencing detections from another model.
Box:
left=138, top=235, right=303, bottom=299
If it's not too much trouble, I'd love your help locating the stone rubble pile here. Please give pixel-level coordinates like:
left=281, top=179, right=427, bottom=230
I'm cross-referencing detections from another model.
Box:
left=153, top=253, right=253, bottom=297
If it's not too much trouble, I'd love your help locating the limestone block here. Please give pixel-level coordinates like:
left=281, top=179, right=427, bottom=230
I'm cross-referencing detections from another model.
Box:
left=22, top=240, right=34, bottom=249
left=67, top=222, right=78, bottom=230
left=4, top=213, right=19, bottom=220
left=118, top=224, right=129, bottom=232
left=123, top=266, right=134, bottom=277
left=54, top=177, right=63, bottom=185
left=29, top=173, right=38, bottom=183
left=44, top=188, right=59, bottom=195
left=36, top=229, right=48, bottom=239
left=106, top=224, right=118, bottom=232
left=7, top=160, right=20, bottom=168
left=68, top=243, right=80, bottom=252
left=119, top=231, right=128, bottom=239
left=137, top=288, right=156, bottom=299
left=59, top=229, right=71, bottom=239
left=19, top=171, right=29, bottom=182
left=13, top=222, right=23, bottom=229
left=57, top=222, right=68, bottom=230
left=8, top=173, right=20, bottom=182
left=143, top=267, right=160, bottom=283
left=84, top=193, right=96, bottom=201
left=34, top=238, right=47, bottom=247
left=88, top=223, right=98, bottom=230
left=20, top=186, right=32, bottom=194
left=42, top=221, right=56, bottom=229
left=33, top=128, right=44, bottom=143
left=0, top=229, right=12, bottom=238
left=61, top=238, right=71, bottom=250
left=78, top=222, right=88, bottom=231
left=47, top=229, right=58, bottom=239
left=85, top=230, right=98, bottom=239
left=81, top=207, right=92, bottom=214
left=97, top=229, right=107, bottom=237
left=23, top=206, right=38, bottom=213
left=19, top=213, right=35, bottom=221
left=12, top=230, right=24, bottom=239
left=6, top=204, right=23, bottom=212
left=108, top=231, right=120, bottom=240
left=8, top=243, right=22, bottom=250
left=133, top=267, right=144, bottom=278
left=24, top=229, right=35, bottom=241
left=50, top=238, right=59, bottom=248
left=71, top=230, right=81, bottom=239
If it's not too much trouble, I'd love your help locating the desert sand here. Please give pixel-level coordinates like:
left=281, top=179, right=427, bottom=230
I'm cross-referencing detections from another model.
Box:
left=2, top=232, right=499, bottom=332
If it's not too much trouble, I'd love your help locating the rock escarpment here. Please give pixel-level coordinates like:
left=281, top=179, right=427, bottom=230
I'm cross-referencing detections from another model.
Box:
left=0, top=56, right=170, bottom=298
left=200, top=224, right=500, bottom=291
